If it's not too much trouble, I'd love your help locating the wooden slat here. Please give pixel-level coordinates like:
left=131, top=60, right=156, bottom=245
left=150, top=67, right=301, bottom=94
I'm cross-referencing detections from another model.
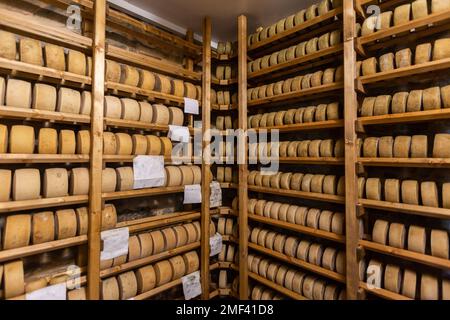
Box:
left=0, top=195, right=88, bottom=214
left=248, top=272, right=308, bottom=300
left=275, top=157, right=344, bottom=165
left=248, top=214, right=345, bottom=243
left=360, top=240, right=450, bottom=270
left=248, top=186, right=345, bottom=204
left=102, top=186, right=184, bottom=201
left=359, top=282, right=412, bottom=300
left=0, top=154, right=89, bottom=164
left=251, top=119, right=344, bottom=133
left=249, top=243, right=346, bottom=283
left=0, top=106, right=90, bottom=125
left=358, top=157, right=450, bottom=168
left=134, top=278, right=183, bottom=300
left=357, top=108, right=450, bottom=126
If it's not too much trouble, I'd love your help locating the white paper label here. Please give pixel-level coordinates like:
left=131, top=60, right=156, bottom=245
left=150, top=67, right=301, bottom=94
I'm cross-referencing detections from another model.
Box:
left=184, top=184, right=202, bottom=204
left=184, top=97, right=199, bottom=115
left=133, top=155, right=165, bottom=189
left=168, top=125, right=190, bottom=143
left=26, top=283, right=67, bottom=300
left=209, top=233, right=223, bottom=256
left=101, top=227, right=129, bottom=260
left=210, top=181, right=222, bottom=208
left=182, top=271, right=202, bottom=300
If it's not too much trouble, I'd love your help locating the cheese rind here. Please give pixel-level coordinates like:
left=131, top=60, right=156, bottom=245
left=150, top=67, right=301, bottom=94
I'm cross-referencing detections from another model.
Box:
left=408, top=225, right=426, bottom=254
left=43, top=168, right=69, bottom=198
left=401, top=180, right=419, bottom=205
left=13, top=168, right=41, bottom=201
left=3, top=214, right=32, bottom=249
left=430, top=229, right=449, bottom=259
left=33, top=83, right=57, bottom=111
left=10, top=125, right=35, bottom=154
left=57, top=87, right=81, bottom=114
left=6, top=79, right=32, bottom=109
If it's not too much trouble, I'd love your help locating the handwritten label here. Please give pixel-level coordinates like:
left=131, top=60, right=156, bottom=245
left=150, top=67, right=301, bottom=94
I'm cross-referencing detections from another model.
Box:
left=182, top=271, right=202, bottom=300
left=184, top=97, right=199, bottom=115
left=184, top=184, right=202, bottom=204
left=210, top=181, right=222, bottom=208
left=209, top=233, right=223, bottom=256
left=133, top=155, right=165, bottom=189
left=101, top=227, right=129, bottom=260
left=26, top=283, right=67, bottom=300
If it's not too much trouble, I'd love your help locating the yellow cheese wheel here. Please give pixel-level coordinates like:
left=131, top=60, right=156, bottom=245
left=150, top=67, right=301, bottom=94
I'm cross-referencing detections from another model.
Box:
left=120, top=98, right=140, bottom=121
left=131, top=134, right=147, bottom=155
left=137, top=101, right=153, bottom=123
left=154, top=260, right=173, bottom=285
left=3, top=214, right=31, bottom=249
left=13, top=168, right=40, bottom=201
left=423, top=86, right=441, bottom=110
left=32, top=211, right=55, bottom=244
left=138, top=232, right=153, bottom=257
left=421, top=181, right=439, bottom=207
left=128, top=235, right=141, bottom=262
left=43, top=168, right=68, bottom=198
left=384, top=264, right=402, bottom=293
left=433, top=133, right=450, bottom=157
left=408, top=225, right=426, bottom=254
left=75, top=207, right=88, bottom=235
left=265, top=231, right=277, bottom=250
left=379, top=52, right=395, bottom=72
left=117, top=271, right=137, bottom=300
left=366, top=177, right=381, bottom=200
left=363, top=137, right=379, bottom=157
left=0, top=123, right=5, bottom=152
left=33, top=83, right=57, bottom=111
left=421, top=273, right=438, bottom=300
left=401, top=180, right=419, bottom=205
left=6, top=79, right=32, bottom=108
left=173, top=225, right=188, bottom=247
left=374, top=95, right=391, bottom=116
left=361, top=97, right=376, bottom=117
left=391, top=92, right=409, bottom=114
left=115, top=133, right=132, bottom=155
left=162, top=227, right=177, bottom=250
left=104, top=96, right=122, bottom=119
left=70, top=167, right=89, bottom=195
left=311, top=174, right=325, bottom=193
left=301, top=173, right=313, bottom=192
left=103, top=132, right=117, bottom=155
left=4, top=260, right=25, bottom=299
left=183, top=251, right=199, bottom=274
left=57, top=87, right=81, bottom=114
left=362, top=57, right=377, bottom=76
left=191, top=166, right=201, bottom=184
left=67, top=50, right=86, bottom=75
left=139, top=70, right=156, bottom=90
left=388, top=222, right=406, bottom=249
left=135, top=265, right=156, bottom=294
left=168, top=107, right=184, bottom=126
left=430, top=229, right=449, bottom=259
left=393, top=4, right=411, bottom=26
left=165, top=166, right=182, bottom=186
left=331, top=212, right=344, bottom=235
left=10, top=125, right=35, bottom=154
left=20, top=38, right=42, bottom=66
left=318, top=210, right=334, bottom=231
left=38, top=128, right=58, bottom=154
left=407, top=89, right=423, bottom=112
left=155, top=74, right=172, bottom=94
left=0, top=30, right=16, bottom=60
left=396, top=48, right=412, bottom=69
left=322, top=247, right=337, bottom=271
left=402, top=268, right=417, bottom=299
left=361, top=16, right=377, bottom=36
left=44, top=43, right=65, bottom=71
left=372, top=219, right=389, bottom=244
left=101, top=277, right=120, bottom=300
left=433, top=38, right=450, bottom=61
left=76, top=130, right=90, bottom=155
left=116, top=166, right=134, bottom=191
left=384, top=178, right=400, bottom=203
left=284, top=236, right=299, bottom=257
left=150, top=230, right=165, bottom=254
left=415, top=42, right=432, bottom=64
left=119, top=65, right=139, bottom=87
left=55, top=208, right=77, bottom=240
left=152, top=104, right=170, bottom=125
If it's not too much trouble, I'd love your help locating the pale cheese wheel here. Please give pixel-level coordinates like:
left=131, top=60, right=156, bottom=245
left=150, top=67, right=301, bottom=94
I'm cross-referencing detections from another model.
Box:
left=119, top=65, right=139, bottom=87
left=116, top=167, right=134, bottom=191
left=408, top=225, right=426, bottom=254
left=138, top=233, right=153, bottom=257
left=57, top=87, right=81, bottom=114
left=69, top=167, right=89, bottom=195
left=10, top=125, right=35, bottom=154
left=6, top=79, right=32, bottom=108
left=322, top=247, right=337, bottom=271
left=3, top=214, right=31, bottom=249
left=155, top=74, right=172, bottom=94
left=311, top=71, right=323, bottom=87
left=331, top=212, right=344, bottom=235
left=361, top=16, right=377, bottom=36
left=33, top=83, right=57, bottom=111
left=4, top=260, right=25, bottom=299
left=337, top=176, right=345, bottom=196
left=152, top=104, right=170, bottom=125
left=76, top=130, right=90, bottom=155
left=0, top=77, right=4, bottom=107
left=302, top=275, right=317, bottom=299
left=334, top=139, right=344, bottom=157
left=366, top=178, right=381, bottom=200
left=25, top=278, right=48, bottom=294
left=432, top=0, right=450, bottom=13
left=55, top=209, right=77, bottom=239
left=395, top=48, right=412, bottom=68
left=101, top=277, right=119, bottom=300
left=391, top=92, right=409, bottom=114
left=388, top=222, right=406, bottom=249
left=361, top=97, right=376, bottom=117
left=117, top=271, right=137, bottom=300
left=149, top=230, right=165, bottom=254
left=421, top=273, right=438, bottom=300
left=384, top=264, right=402, bottom=293
left=315, top=104, right=327, bottom=121
left=379, top=53, right=395, bottom=72
left=128, top=235, right=141, bottom=262
left=362, top=57, right=377, bottom=76
left=165, top=166, right=182, bottom=186
left=423, top=86, right=441, bottom=110
left=303, top=106, right=316, bottom=122
left=154, top=260, right=173, bottom=286
left=373, top=95, right=391, bottom=116
left=363, top=137, right=379, bottom=157
left=79, top=91, right=91, bottom=115
left=20, top=38, right=42, bottom=66
left=412, top=0, right=428, bottom=19
left=377, top=137, right=393, bottom=158
left=103, top=132, right=117, bottom=155
left=310, top=174, right=325, bottom=193
left=0, top=30, right=16, bottom=60
left=67, top=50, right=86, bottom=75
left=44, top=44, right=65, bottom=71
left=394, top=4, right=411, bottom=26
left=384, top=178, right=400, bottom=203
left=183, top=251, right=199, bottom=274
left=13, top=168, right=40, bottom=201
left=104, top=96, right=121, bottom=119
left=76, top=207, right=88, bottom=235
left=433, top=133, right=450, bottom=158
left=421, top=181, right=439, bottom=207
left=173, top=225, right=188, bottom=247
left=132, top=134, right=147, bottom=155
left=415, top=43, right=432, bottom=64
left=433, top=38, right=450, bottom=61
left=275, top=265, right=289, bottom=286
left=135, top=265, right=156, bottom=294
left=394, top=136, right=411, bottom=157
left=379, top=11, right=393, bottom=29
left=31, top=211, right=55, bottom=244
left=120, top=98, right=140, bottom=121
left=266, top=263, right=281, bottom=282
left=401, top=180, right=419, bottom=205
left=43, top=168, right=68, bottom=198
left=372, top=219, right=389, bottom=244
left=191, top=166, right=201, bottom=184
left=402, top=269, right=417, bottom=299
left=430, top=229, right=449, bottom=259
left=115, top=133, right=132, bottom=155
left=335, top=250, right=346, bottom=274
left=169, top=107, right=184, bottom=126
left=407, top=90, right=423, bottom=112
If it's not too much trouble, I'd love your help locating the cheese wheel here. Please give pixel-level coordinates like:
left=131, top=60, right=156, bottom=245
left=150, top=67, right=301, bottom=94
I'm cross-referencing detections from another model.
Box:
left=308, top=139, right=321, bottom=157
left=303, top=106, right=316, bottom=122
left=362, top=57, right=377, bottom=76
left=43, top=168, right=68, bottom=198
left=292, top=271, right=306, bottom=294
left=104, top=96, right=121, bottom=119
left=318, top=33, right=330, bottom=50
left=117, top=271, right=137, bottom=300
left=283, top=236, right=298, bottom=257
left=311, top=71, right=323, bottom=87
left=432, top=0, right=450, bottom=12
left=0, top=123, right=5, bottom=152
left=13, top=168, right=40, bottom=201
left=183, top=251, right=199, bottom=274
left=423, top=86, right=441, bottom=110
left=379, top=53, right=395, bottom=72
left=66, top=49, right=86, bottom=75
left=388, top=222, right=406, bottom=249
left=57, top=88, right=81, bottom=114
left=322, top=247, right=337, bottom=271
left=273, top=234, right=287, bottom=253
left=308, top=243, right=324, bottom=266
left=154, top=260, right=173, bottom=285
left=395, top=48, right=412, bottom=69
left=105, top=62, right=120, bottom=82
left=391, top=92, right=409, bottom=114
left=3, top=214, right=31, bottom=249
left=331, top=212, right=344, bottom=235
left=366, top=178, right=381, bottom=200
left=76, top=130, right=90, bottom=155
left=6, top=79, right=32, bottom=108
left=191, top=166, right=201, bottom=184
left=363, top=137, right=379, bottom=157
left=4, top=260, right=25, bottom=299
left=136, top=233, right=153, bottom=258
left=301, top=74, right=313, bottom=89
left=372, top=219, right=389, bottom=244
left=70, top=167, right=89, bottom=195
left=115, top=133, right=132, bottom=155
left=148, top=230, right=164, bottom=255
left=145, top=135, right=161, bottom=155
left=25, top=278, right=48, bottom=294
left=318, top=210, right=334, bottom=232
left=33, top=83, right=57, bottom=111
left=266, top=263, right=281, bottom=282
left=161, top=227, right=177, bottom=251
left=79, top=91, right=91, bottom=115
left=433, top=38, right=450, bottom=61
left=165, top=166, right=182, bottom=186
left=135, top=265, right=156, bottom=294
left=361, top=97, right=376, bottom=117
left=20, top=38, right=42, bottom=65
left=155, top=74, right=172, bottom=94
left=128, top=235, right=141, bottom=262
left=102, top=132, right=117, bottom=155
left=306, top=4, right=318, bottom=20
left=31, top=211, right=55, bottom=244
left=302, top=275, right=317, bottom=299
left=431, top=133, right=450, bottom=158
left=411, top=0, right=428, bottom=19
left=55, top=208, right=77, bottom=239
left=374, top=95, right=391, bottom=116
left=0, top=30, right=16, bottom=60
left=275, top=265, right=288, bottom=286
left=152, top=104, right=170, bottom=125
left=431, top=229, right=449, bottom=259
left=421, top=181, right=439, bottom=207
left=415, top=43, right=432, bottom=64
left=101, top=277, right=120, bottom=300
left=384, top=264, right=402, bottom=293
left=406, top=225, right=426, bottom=254
left=120, top=98, right=140, bottom=121
left=119, top=65, right=139, bottom=87
left=290, top=172, right=305, bottom=190
left=10, top=125, right=35, bottom=154
left=334, top=138, right=344, bottom=157
left=376, top=136, right=393, bottom=158
left=301, top=173, right=314, bottom=192
left=310, top=175, right=325, bottom=193
left=76, top=207, right=88, bottom=235
left=407, top=90, right=423, bottom=112
left=116, top=167, right=133, bottom=191
left=409, top=135, right=427, bottom=158
left=361, top=16, right=377, bottom=36
left=394, top=4, right=411, bottom=26
left=168, top=107, right=184, bottom=126
left=384, top=178, right=400, bottom=203
left=421, top=273, right=438, bottom=300
left=296, top=240, right=311, bottom=261
left=132, top=134, right=147, bottom=155
left=401, top=180, right=419, bottom=205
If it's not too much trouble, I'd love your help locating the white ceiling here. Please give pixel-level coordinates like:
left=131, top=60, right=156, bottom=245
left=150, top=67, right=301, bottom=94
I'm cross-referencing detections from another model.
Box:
left=110, top=0, right=316, bottom=42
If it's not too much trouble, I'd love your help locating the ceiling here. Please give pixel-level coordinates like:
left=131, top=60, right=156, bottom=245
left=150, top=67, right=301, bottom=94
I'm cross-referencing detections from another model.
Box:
left=111, top=0, right=316, bottom=42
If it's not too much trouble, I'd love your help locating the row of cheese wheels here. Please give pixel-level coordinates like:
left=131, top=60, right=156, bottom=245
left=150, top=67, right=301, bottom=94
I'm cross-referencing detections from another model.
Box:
left=361, top=176, right=450, bottom=209
left=359, top=85, right=450, bottom=117
left=249, top=138, right=344, bottom=159
left=217, top=217, right=235, bottom=236
left=218, top=243, right=237, bottom=263
left=250, top=285, right=285, bottom=300
left=104, top=96, right=184, bottom=125
left=248, top=30, right=342, bottom=73
left=215, top=115, right=235, bottom=130
left=248, top=170, right=345, bottom=196
left=247, top=0, right=342, bottom=46
left=250, top=227, right=345, bottom=274
left=248, top=253, right=345, bottom=300
left=101, top=221, right=205, bottom=270
left=372, top=219, right=449, bottom=259
left=248, top=66, right=343, bottom=101
left=248, top=103, right=340, bottom=128
left=0, top=125, right=91, bottom=155
left=0, top=167, right=90, bottom=201
left=214, top=65, right=235, bottom=81
left=215, top=167, right=236, bottom=183
left=360, top=38, right=450, bottom=77
left=0, top=78, right=91, bottom=114
left=101, top=251, right=200, bottom=300
left=216, top=41, right=234, bottom=55
left=0, top=31, right=90, bottom=76
left=1, top=204, right=116, bottom=250
left=248, top=198, right=345, bottom=235
left=365, top=259, right=450, bottom=300
left=211, top=89, right=237, bottom=105
left=361, top=133, right=450, bottom=158
left=361, top=0, right=449, bottom=36
left=103, top=132, right=174, bottom=156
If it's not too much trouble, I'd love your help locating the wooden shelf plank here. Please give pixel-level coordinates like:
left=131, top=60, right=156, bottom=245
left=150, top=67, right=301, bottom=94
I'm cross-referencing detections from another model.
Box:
left=251, top=119, right=344, bottom=133
left=212, top=78, right=238, bottom=86
left=102, top=186, right=184, bottom=201
left=0, top=154, right=89, bottom=164
left=248, top=82, right=343, bottom=107
left=358, top=157, right=450, bottom=168
left=359, top=240, right=450, bottom=270
left=357, top=108, right=450, bottom=126
left=0, top=235, right=87, bottom=263
left=275, top=157, right=344, bottom=165
left=359, top=282, right=412, bottom=300
left=134, top=278, right=183, bottom=300
left=248, top=214, right=345, bottom=243
left=212, top=104, right=238, bottom=111
left=248, top=271, right=308, bottom=300
left=249, top=186, right=345, bottom=204
left=0, top=195, right=88, bottom=214
left=102, top=155, right=199, bottom=165
left=249, top=243, right=346, bottom=283
left=358, top=198, right=450, bottom=219
left=219, top=183, right=239, bottom=189
left=0, top=105, right=91, bottom=125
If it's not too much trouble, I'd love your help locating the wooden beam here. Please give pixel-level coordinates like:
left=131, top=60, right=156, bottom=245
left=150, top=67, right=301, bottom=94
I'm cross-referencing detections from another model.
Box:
left=200, top=16, right=212, bottom=300
left=343, top=0, right=359, bottom=300
left=237, top=14, right=249, bottom=300
left=87, top=0, right=106, bottom=300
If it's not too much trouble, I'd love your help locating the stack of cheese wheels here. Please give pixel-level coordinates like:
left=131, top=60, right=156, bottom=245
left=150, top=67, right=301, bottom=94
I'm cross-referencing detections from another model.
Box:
left=253, top=138, right=341, bottom=158
left=3, top=260, right=25, bottom=299
left=215, top=166, right=234, bottom=182
left=361, top=134, right=437, bottom=158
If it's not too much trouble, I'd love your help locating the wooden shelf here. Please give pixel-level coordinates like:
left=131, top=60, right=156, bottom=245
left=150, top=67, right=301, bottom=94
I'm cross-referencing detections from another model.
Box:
left=212, top=78, right=238, bottom=86
left=212, top=51, right=237, bottom=61
left=248, top=82, right=343, bottom=107
left=357, top=108, right=450, bottom=127
left=211, top=207, right=237, bottom=216
left=249, top=243, right=346, bottom=283
left=116, top=211, right=201, bottom=233
left=212, top=104, right=238, bottom=111
left=219, top=183, right=239, bottom=189
left=359, top=282, right=412, bottom=300
left=222, top=235, right=238, bottom=243
left=0, top=106, right=91, bottom=125
left=248, top=214, right=345, bottom=243
left=0, top=154, right=89, bottom=164
left=0, top=235, right=87, bottom=263
left=134, top=278, right=183, bottom=300
left=102, top=186, right=184, bottom=201
left=104, top=118, right=169, bottom=132
left=248, top=186, right=345, bottom=204
left=248, top=271, right=308, bottom=300
left=358, top=157, right=450, bottom=168
left=277, top=157, right=344, bottom=165
left=359, top=240, right=450, bottom=270
left=100, top=242, right=200, bottom=278
left=248, top=44, right=343, bottom=80
left=251, top=119, right=344, bottom=133
left=102, top=155, right=199, bottom=165
left=0, top=195, right=88, bottom=214
left=358, top=198, right=450, bottom=219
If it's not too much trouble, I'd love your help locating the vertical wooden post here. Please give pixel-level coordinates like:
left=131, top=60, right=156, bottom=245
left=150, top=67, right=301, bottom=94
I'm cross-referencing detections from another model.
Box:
left=200, top=16, right=212, bottom=300
left=237, top=14, right=249, bottom=299
left=343, top=0, right=359, bottom=300
left=185, top=29, right=195, bottom=128
left=87, top=0, right=106, bottom=300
